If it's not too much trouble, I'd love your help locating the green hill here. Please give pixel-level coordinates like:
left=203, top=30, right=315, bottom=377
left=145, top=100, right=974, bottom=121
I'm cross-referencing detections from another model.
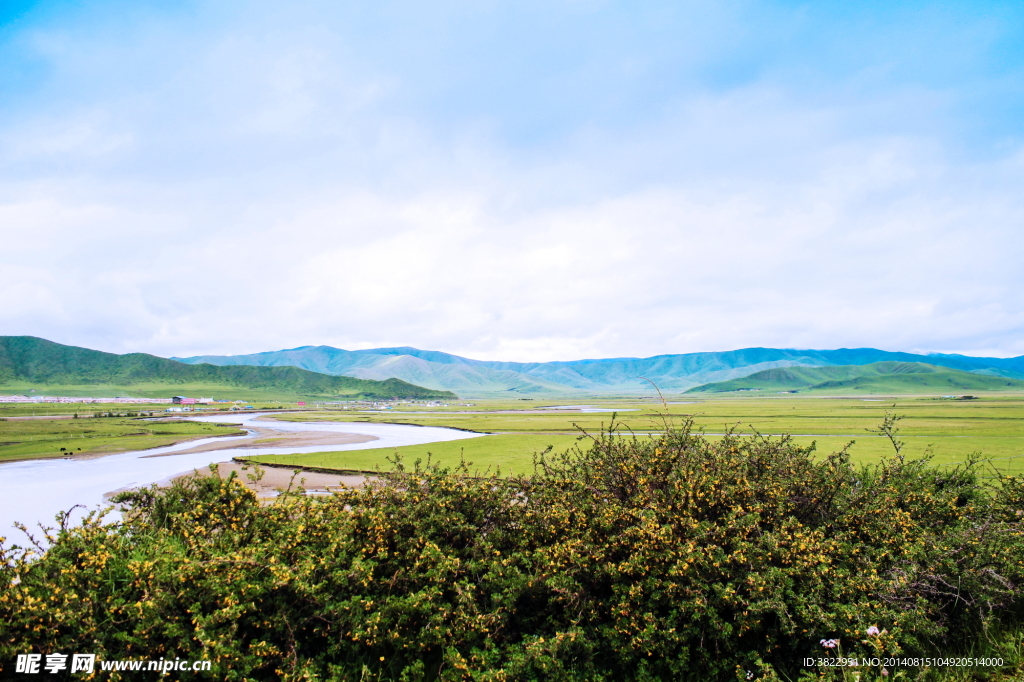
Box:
left=685, top=361, right=1024, bottom=394
left=0, top=337, right=457, bottom=400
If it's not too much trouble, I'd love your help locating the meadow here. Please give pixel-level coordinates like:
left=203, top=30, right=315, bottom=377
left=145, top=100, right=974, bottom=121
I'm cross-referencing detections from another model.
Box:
left=248, top=433, right=586, bottom=476
left=0, top=381, right=338, bottom=401
left=0, top=413, right=244, bottom=462
left=4, top=394, right=1023, bottom=477
left=250, top=395, right=1024, bottom=478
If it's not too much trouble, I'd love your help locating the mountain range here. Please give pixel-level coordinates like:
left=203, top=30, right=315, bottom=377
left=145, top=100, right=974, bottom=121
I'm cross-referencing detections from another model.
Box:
left=0, top=337, right=456, bottom=400
left=4, top=336, right=1021, bottom=399
left=175, top=345, right=1024, bottom=396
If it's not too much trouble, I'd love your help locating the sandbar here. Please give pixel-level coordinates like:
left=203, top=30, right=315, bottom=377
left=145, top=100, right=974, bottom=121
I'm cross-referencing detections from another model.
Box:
left=141, top=426, right=378, bottom=457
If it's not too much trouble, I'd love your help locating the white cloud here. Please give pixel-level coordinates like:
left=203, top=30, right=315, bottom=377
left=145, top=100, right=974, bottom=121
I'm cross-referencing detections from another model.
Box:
left=1, top=0, right=1023, bottom=362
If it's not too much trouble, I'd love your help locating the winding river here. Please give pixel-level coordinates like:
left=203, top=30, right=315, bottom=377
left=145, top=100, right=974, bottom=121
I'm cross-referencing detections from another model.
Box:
left=0, top=413, right=486, bottom=539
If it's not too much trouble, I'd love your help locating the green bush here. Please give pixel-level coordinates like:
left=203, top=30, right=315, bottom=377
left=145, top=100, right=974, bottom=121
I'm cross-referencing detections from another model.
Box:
left=2, top=418, right=1023, bottom=681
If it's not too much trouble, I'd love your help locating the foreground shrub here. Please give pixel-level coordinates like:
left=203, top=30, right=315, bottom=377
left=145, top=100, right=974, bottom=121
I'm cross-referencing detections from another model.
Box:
left=1, top=419, right=1023, bottom=681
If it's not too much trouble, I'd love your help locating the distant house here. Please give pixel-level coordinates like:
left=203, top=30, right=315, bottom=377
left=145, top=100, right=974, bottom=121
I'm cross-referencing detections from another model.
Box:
left=172, top=396, right=198, bottom=405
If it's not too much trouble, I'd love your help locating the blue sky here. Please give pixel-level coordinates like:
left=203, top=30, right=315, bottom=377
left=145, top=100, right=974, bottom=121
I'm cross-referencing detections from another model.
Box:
left=1, top=0, right=1023, bottom=361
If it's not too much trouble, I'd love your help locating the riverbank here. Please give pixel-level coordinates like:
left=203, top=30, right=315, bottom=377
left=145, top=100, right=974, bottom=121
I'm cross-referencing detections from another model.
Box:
left=0, top=418, right=247, bottom=464
left=0, top=413, right=485, bottom=535
left=0, top=413, right=382, bottom=464
left=169, top=461, right=371, bottom=499
left=141, top=424, right=378, bottom=458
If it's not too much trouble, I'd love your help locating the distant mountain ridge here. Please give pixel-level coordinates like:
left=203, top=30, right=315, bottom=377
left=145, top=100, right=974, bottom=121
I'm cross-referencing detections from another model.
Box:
left=0, top=337, right=457, bottom=400
left=175, top=345, right=1024, bottom=396
left=687, top=361, right=1024, bottom=394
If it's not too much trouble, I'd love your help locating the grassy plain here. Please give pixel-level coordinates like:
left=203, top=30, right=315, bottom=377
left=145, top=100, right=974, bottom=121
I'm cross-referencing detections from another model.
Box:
left=247, top=433, right=585, bottom=476
left=5, top=394, right=1024, bottom=476
left=0, top=382, right=328, bottom=402
left=254, top=395, right=1024, bottom=477
left=0, top=399, right=308, bottom=420
left=0, top=415, right=244, bottom=462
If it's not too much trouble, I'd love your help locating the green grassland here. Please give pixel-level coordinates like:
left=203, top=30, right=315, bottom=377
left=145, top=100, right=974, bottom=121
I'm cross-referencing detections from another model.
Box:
left=0, top=382, right=345, bottom=401
left=0, top=416, right=245, bottom=462
left=0, top=399, right=328, bottom=419
left=246, top=433, right=585, bottom=476
left=5, top=394, right=1024, bottom=477
left=260, top=395, right=1024, bottom=477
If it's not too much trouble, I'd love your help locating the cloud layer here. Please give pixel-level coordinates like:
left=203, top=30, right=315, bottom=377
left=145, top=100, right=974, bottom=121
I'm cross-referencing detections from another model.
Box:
left=2, top=0, right=1023, bottom=361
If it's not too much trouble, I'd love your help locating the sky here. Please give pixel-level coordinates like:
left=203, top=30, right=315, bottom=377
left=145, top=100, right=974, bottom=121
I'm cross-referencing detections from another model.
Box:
left=1, top=0, right=1023, bottom=362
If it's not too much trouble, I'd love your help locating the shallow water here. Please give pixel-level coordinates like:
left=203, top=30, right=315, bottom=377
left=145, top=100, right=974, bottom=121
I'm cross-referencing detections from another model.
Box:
left=0, top=413, right=485, bottom=538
